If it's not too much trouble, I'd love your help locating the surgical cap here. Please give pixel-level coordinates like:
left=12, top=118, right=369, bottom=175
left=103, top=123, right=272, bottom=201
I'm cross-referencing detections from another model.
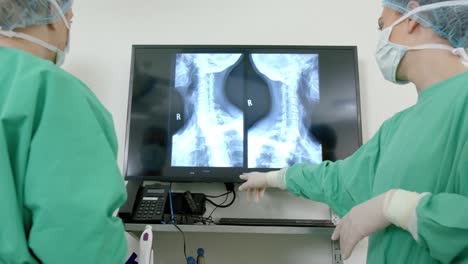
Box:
left=0, top=0, right=73, bottom=31
left=382, top=0, right=468, bottom=48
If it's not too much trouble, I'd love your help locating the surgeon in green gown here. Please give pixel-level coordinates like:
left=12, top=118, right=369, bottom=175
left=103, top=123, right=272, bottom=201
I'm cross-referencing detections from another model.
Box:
left=239, top=1, right=468, bottom=263
left=0, top=0, right=127, bottom=263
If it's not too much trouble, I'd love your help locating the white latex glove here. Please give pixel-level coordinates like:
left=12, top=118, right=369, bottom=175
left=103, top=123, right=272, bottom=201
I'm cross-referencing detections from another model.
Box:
left=332, top=189, right=426, bottom=259
left=331, top=191, right=393, bottom=260
left=238, top=169, right=287, bottom=202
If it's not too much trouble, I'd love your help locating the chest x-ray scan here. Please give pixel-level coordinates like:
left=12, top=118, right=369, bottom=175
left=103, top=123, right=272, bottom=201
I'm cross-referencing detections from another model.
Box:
left=170, top=52, right=322, bottom=168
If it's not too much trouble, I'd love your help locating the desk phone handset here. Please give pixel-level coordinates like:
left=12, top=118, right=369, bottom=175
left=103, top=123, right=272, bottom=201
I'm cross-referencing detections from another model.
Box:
left=118, top=182, right=169, bottom=223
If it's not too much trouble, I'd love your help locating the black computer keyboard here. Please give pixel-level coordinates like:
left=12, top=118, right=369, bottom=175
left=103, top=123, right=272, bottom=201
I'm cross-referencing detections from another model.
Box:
left=217, top=218, right=335, bottom=227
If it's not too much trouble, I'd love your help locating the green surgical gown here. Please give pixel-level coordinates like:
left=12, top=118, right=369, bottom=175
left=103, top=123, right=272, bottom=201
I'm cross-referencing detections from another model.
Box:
left=0, top=47, right=127, bottom=263
left=286, top=72, right=468, bottom=263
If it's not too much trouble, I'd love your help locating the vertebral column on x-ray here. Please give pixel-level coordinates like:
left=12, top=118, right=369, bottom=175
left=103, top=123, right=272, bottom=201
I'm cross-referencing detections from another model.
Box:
left=248, top=54, right=322, bottom=168
left=172, top=54, right=244, bottom=167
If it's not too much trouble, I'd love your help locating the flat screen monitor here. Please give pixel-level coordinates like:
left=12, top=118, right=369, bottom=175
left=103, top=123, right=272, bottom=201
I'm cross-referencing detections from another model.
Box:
left=124, top=45, right=362, bottom=182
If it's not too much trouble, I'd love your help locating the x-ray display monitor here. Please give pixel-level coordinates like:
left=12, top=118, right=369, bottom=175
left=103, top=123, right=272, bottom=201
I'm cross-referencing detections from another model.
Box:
left=125, top=46, right=361, bottom=182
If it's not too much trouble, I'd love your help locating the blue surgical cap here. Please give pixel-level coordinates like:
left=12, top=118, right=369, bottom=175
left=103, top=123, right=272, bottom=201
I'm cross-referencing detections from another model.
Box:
left=0, top=0, right=73, bottom=31
left=382, top=0, right=468, bottom=48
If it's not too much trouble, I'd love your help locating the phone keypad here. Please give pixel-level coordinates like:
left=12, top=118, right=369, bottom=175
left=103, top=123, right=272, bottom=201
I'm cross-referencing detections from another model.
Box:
left=134, top=197, right=165, bottom=220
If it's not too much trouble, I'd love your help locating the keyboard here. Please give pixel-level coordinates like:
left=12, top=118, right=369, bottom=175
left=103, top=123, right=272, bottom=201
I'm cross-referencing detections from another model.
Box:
left=217, top=218, right=335, bottom=227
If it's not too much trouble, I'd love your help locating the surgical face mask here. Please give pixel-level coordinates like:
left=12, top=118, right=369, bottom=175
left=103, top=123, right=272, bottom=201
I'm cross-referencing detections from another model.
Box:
left=376, top=0, right=468, bottom=85
left=57, top=30, right=71, bottom=66
left=0, top=0, right=71, bottom=66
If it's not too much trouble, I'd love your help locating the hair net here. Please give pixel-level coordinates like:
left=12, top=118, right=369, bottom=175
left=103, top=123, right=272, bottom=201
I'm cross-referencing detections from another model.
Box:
left=382, top=0, right=468, bottom=48
left=0, top=0, right=73, bottom=31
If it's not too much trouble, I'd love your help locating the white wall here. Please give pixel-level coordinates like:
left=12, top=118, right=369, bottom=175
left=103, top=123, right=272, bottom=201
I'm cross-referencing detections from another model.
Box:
left=64, top=0, right=418, bottom=263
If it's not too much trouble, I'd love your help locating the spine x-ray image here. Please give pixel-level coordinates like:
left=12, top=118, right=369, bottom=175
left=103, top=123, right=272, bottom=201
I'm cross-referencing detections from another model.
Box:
left=171, top=52, right=322, bottom=168
left=248, top=54, right=321, bottom=168
left=172, top=54, right=244, bottom=167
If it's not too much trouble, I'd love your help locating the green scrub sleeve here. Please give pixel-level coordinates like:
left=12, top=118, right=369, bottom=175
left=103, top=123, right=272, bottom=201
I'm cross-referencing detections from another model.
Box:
left=286, top=123, right=388, bottom=217
left=415, top=139, right=468, bottom=263
left=22, top=77, right=128, bottom=263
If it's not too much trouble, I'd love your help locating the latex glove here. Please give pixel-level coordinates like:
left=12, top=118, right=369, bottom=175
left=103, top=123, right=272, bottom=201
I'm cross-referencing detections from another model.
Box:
left=332, top=189, right=426, bottom=259
left=238, top=169, right=287, bottom=202
left=331, top=191, right=393, bottom=260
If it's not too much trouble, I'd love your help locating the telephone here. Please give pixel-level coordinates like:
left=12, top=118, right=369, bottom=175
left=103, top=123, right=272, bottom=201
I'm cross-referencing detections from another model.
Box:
left=118, top=182, right=169, bottom=223
left=132, top=185, right=169, bottom=222
left=118, top=181, right=207, bottom=224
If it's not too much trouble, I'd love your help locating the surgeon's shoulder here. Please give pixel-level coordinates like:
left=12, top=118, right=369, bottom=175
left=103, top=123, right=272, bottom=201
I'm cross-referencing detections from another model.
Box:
left=375, top=110, right=408, bottom=143
left=41, top=64, right=97, bottom=102
left=38, top=63, right=113, bottom=121
left=32, top=62, right=118, bottom=150
left=452, top=71, right=468, bottom=101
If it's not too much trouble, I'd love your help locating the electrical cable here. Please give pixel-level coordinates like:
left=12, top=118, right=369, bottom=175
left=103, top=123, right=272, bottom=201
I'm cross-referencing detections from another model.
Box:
left=207, top=191, right=230, bottom=219
left=203, top=188, right=237, bottom=224
left=205, top=190, right=236, bottom=208
left=169, top=183, right=175, bottom=224
left=173, top=223, right=188, bottom=261
left=169, top=183, right=187, bottom=262
left=205, top=191, right=231, bottom=198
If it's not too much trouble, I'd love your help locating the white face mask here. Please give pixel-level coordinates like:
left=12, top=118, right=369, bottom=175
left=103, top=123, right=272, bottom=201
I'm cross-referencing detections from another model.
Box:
left=0, top=0, right=71, bottom=66
left=376, top=0, right=468, bottom=85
